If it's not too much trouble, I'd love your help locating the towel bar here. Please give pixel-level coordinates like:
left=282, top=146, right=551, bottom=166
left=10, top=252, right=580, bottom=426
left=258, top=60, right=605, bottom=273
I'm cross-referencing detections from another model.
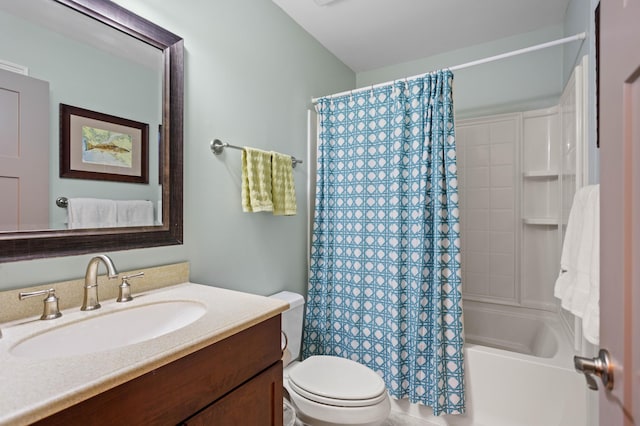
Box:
left=56, top=197, right=151, bottom=208
left=210, top=139, right=303, bottom=168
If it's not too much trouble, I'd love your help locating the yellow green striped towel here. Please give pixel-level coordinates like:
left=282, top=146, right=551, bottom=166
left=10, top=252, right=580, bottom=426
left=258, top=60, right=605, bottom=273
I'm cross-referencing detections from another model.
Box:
left=241, top=147, right=273, bottom=212
left=271, top=151, right=297, bottom=216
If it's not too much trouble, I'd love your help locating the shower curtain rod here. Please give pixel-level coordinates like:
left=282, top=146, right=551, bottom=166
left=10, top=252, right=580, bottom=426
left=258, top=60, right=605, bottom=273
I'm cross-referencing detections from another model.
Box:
left=311, top=32, right=587, bottom=103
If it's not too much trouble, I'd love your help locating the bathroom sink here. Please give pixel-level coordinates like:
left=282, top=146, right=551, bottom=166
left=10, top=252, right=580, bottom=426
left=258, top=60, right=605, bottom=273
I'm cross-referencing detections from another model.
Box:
left=10, top=300, right=206, bottom=360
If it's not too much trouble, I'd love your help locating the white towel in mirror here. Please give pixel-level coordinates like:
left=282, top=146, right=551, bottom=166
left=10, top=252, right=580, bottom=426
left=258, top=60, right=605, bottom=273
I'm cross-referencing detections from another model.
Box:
left=67, top=198, right=117, bottom=229
left=116, top=200, right=154, bottom=227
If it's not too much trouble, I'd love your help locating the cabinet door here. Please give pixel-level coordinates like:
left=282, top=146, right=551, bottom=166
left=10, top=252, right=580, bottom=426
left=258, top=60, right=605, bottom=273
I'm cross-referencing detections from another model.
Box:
left=183, top=362, right=283, bottom=426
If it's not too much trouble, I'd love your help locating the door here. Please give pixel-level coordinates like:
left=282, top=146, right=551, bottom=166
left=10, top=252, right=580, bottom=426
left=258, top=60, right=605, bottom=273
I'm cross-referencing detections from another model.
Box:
left=599, top=0, right=640, bottom=423
left=0, top=68, right=49, bottom=231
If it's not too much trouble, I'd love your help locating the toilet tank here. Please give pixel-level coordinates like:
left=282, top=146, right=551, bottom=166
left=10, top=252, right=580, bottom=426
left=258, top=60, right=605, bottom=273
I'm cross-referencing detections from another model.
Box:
left=270, top=291, right=305, bottom=362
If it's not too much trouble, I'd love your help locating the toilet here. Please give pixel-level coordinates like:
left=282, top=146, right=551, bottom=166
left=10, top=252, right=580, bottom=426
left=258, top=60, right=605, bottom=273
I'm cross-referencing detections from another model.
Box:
left=270, top=291, right=391, bottom=426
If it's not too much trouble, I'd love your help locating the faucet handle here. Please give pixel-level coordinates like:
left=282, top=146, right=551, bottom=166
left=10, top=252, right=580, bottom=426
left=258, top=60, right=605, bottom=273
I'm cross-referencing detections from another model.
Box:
left=117, top=272, right=144, bottom=302
left=19, top=288, right=63, bottom=320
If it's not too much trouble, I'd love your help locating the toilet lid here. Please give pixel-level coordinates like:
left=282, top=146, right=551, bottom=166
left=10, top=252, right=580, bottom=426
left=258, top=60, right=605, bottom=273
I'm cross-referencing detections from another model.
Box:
left=288, top=356, right=387, bottom=407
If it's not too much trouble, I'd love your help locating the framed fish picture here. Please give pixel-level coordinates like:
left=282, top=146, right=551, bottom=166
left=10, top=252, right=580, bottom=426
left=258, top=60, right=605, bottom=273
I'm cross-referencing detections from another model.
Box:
left=60, top=104, right=148, bottom=183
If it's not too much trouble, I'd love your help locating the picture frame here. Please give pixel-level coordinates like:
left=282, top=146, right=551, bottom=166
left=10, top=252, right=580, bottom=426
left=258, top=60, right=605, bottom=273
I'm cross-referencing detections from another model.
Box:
left=60, top=104, right=149, bottom=183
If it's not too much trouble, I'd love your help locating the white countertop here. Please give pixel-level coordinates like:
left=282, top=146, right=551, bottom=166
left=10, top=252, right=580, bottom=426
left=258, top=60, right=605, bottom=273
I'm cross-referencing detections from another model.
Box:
left=0, top=282, right=288, bottom=425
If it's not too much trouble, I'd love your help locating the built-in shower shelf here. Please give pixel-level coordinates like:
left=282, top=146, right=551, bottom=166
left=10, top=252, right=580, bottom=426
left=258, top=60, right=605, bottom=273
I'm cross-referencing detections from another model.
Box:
left=522, top=217, right=559, bottom=226
left=522, top=170, right=559, bottom=178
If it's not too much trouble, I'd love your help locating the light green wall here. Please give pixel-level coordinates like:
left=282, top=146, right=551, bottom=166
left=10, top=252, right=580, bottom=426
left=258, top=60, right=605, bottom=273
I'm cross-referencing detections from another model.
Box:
left=357, top=26, right=565, bottom=118
left=0, top=0, right=354, bottom=295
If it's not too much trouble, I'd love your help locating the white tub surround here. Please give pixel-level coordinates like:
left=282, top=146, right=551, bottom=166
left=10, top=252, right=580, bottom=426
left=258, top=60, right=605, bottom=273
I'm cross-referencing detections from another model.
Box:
left=456, top=59, right=588, bottom=315
left=0, top=281, right=288, bottom=425
left=463, top=301, right=562, bottom=358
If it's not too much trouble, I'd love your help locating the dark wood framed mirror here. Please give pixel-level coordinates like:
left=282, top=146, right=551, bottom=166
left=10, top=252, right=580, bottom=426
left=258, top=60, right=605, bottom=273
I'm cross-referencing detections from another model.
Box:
left=0, top=0, right=183, bottom=262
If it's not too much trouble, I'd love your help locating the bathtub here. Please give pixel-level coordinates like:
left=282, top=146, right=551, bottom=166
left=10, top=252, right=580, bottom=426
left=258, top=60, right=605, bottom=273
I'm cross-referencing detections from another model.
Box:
left=389, top=301, right=588, bottom=426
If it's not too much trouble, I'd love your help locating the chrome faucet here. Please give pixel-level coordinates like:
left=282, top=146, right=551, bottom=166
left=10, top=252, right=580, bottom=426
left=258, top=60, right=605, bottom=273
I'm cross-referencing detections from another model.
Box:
left=82, top=254, right=118, bottom=311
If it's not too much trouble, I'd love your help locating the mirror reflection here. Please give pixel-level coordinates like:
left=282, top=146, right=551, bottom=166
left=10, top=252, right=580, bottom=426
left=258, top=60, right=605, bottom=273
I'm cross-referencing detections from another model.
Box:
left=0, top=0, right=183, bottom=262
left=0, top=0, right=163, bottom=232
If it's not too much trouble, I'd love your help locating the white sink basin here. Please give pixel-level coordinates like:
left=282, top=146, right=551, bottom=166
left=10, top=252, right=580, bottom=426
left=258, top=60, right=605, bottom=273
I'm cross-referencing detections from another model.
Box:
left=10, top=300, right=206, bottom=360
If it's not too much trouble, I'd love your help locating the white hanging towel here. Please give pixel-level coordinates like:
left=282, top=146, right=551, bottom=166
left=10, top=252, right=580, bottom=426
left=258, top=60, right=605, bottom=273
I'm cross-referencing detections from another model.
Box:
left=554, top=185, right=600, bottom=344
left=116, top=200, right=155, bottom=227
left=67, top=198, right=117, bottom=229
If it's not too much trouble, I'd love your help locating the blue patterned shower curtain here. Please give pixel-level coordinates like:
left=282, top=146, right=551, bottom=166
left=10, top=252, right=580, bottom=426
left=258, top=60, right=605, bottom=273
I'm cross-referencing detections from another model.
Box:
left=303, top=70, right=464, bottom=415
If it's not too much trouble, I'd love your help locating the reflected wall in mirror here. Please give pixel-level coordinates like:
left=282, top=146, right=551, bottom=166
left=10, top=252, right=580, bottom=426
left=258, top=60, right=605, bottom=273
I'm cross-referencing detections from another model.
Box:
left=0, top=0, right=183, bottom=262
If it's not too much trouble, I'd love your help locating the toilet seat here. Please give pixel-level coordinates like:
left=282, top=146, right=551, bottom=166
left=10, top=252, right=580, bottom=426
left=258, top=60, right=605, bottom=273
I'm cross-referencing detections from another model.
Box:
left=288, top=356, right=387, bottom=407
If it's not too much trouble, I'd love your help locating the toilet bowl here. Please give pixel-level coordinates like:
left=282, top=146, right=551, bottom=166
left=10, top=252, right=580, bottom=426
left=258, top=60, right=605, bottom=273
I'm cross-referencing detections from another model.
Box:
left=270, top=292, right=390, bottom=426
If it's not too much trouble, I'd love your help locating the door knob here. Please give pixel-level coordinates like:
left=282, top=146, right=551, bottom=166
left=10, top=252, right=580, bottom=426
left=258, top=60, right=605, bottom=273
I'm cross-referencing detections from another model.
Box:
left=574, top=349, right=613, bottom=391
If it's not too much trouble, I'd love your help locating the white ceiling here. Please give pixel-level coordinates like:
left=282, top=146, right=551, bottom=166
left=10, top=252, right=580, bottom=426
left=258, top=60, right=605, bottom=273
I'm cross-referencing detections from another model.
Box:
left=272, top=0, right=572, bottom=72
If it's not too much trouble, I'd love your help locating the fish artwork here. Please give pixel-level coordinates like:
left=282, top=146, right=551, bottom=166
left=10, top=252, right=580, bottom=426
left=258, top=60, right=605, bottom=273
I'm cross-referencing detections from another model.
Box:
left=82, top=125, right=133, bottom=168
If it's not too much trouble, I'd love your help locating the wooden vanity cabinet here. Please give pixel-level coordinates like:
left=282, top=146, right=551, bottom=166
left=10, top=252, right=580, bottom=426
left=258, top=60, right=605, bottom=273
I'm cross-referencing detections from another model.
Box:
left=35, top=315, right=283, bottom=426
